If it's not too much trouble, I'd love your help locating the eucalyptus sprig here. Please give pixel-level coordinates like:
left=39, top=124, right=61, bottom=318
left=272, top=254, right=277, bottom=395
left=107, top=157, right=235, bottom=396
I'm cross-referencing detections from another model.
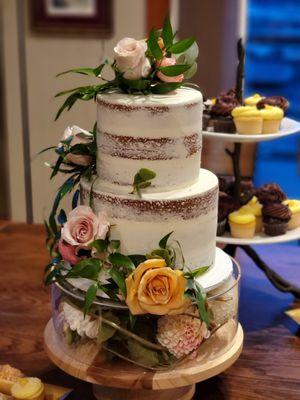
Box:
left=132, top=168, right=156, bottom=197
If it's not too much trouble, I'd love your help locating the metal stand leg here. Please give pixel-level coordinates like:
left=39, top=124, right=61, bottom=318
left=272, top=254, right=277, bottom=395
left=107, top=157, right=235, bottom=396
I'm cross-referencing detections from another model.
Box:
left=240, top=245, right=300, bottom=298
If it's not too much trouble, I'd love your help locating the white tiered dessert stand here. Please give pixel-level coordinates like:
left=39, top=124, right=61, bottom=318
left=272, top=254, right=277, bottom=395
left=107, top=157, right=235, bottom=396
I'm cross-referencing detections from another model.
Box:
left=203, top=117, right=300, bottom=298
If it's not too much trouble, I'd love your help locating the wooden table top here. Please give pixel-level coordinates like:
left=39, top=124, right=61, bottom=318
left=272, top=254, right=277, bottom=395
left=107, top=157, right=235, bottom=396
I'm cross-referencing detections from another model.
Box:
left=0, top=221, right=299, bottom=399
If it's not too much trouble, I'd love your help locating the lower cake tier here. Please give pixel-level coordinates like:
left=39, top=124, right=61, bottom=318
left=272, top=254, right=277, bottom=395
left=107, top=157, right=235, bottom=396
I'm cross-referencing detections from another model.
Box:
left=80, top=168, right=218, bottom=269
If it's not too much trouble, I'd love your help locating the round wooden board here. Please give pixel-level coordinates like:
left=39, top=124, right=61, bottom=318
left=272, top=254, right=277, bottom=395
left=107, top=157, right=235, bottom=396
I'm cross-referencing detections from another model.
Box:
left=44, top=319, right=243, bottom=399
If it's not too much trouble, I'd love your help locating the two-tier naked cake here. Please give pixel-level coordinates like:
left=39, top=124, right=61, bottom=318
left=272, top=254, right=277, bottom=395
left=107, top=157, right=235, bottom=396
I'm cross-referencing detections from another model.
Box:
left=81, top=88, right=218, bottom=269
left=44, top=19, right=240, bottom=372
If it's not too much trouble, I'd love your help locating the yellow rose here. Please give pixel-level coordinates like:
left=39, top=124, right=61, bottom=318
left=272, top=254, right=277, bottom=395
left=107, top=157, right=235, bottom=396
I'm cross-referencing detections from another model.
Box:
left=125, top=259, right=190, bottom=315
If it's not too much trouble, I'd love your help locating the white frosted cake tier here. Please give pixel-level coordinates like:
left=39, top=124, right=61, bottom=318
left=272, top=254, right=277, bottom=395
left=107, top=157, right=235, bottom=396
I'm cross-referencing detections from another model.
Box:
left=96, top=87, right=203, bottom=190
left=80, top=168, right=218, bottom=269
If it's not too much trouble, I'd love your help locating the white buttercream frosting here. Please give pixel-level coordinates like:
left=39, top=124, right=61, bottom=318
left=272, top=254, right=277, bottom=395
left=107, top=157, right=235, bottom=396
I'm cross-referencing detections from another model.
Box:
left=96, top=87, right=203, bottom=190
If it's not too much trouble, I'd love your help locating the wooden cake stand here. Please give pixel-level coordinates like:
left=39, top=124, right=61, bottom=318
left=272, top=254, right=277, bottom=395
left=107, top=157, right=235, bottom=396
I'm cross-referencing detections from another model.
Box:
left=44, top=319, right=243, bottom=400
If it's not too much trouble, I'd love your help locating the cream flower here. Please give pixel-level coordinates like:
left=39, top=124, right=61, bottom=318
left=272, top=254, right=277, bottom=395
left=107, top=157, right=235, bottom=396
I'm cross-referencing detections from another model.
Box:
left=114, top=37, right=151, bottom=80
left=157, top=314, right=209, bottom=358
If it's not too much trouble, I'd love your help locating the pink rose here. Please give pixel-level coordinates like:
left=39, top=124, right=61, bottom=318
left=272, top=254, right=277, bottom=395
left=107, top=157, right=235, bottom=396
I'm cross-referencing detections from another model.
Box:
left=61, top=206, right=110, bottom=247
left=156, top=57, right=184, bottom=83
left=114, top=37, right=151, bottom=80
left=61, top=125, right=93, bottom=166
left=58, top=239, right=81, bottom=265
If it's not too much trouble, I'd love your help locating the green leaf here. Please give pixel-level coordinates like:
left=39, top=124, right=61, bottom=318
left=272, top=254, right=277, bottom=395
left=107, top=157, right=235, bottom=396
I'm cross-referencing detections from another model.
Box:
left=158, top=64, right=190, bottom=76
left=168, top=37, right=195, bottom=54
left=159, top=231, right=174, bottom=249
left=108, top=253, right=135, bottom=271
left=150, top=82, right=182, bottom=94
left=56, top=64, right=105, bottom=78
left=98, top=312, right=120, bottom=344
left=127, top=339, right=159, bottom=367
left=50, top=156, right=63, bottom=179
left=162, top=16, right=173, bottom=48
left=109, top=267, right=126, bottom=297
left=120, top=78, right=151, bottom=91
left=128, top=254, right=146, bottom=267
left=84, top=283, right=98, bottom=315
left=109, top=240, right=120, bottom=252
left=147, top=29, right=163, bottom=60
left=186, top=266, right=209, bottom=279
left=184, top=62, right=198, bottom=79
left=138, top=168, right=156, bottom=181
left=66, top=258, right=101, bottom=279
left=89, top=239, right=108, bottom=253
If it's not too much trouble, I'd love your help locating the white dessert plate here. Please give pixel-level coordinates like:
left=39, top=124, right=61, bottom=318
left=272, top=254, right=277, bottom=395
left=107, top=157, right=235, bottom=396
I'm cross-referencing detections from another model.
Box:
left=217, top=226, right=300, bottom=245
left=203, top=117, right=300, bottom=143
left=196, top=247, right=233, bottom=292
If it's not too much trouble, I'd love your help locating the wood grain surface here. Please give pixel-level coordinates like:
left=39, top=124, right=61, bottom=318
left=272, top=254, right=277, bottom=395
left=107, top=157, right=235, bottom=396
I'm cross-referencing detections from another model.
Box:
left=0, top=222, right=299, bottom=399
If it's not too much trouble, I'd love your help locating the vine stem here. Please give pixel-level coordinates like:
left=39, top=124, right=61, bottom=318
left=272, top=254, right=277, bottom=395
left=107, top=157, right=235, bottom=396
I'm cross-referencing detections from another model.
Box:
left=101, top=316, right=165, bottom=351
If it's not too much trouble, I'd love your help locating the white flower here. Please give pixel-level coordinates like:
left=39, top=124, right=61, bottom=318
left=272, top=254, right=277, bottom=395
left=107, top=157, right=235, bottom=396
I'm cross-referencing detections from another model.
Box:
left=60, top=125, right=93, bottom=166
left=157, top=314, right=209, bottom=359
left=114, top=37, right=151, bottom=80
left=62, top=302, right=100, bottom=339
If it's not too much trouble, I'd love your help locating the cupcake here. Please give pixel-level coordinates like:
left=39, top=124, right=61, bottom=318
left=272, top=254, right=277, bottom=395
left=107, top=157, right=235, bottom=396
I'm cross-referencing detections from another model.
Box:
left=210, top=90, right=239, bottom=133
left=0, top=365, right=23, bottom=395
left=240, top=179, right=255, bottom=205
left=259, top=105, right=284, bottom=134
left=231, top=106, right=263, bottom=134
left=282, top=199, right=300, bottom=230
left=239, top=196, right=263, bottom=232
left=257, top=95, right=289, bottom=112
left=256, top=183, right=287, bottom=205
left=11, top=378, right=45, bottom=400
left=262, top=203, right=291, bottom=236
left=218, top=175, right=234, bottom=194
left=217, top=192, right=235, bottom=235
left=228, top=211, right=256, bottom=239
left=202, top=99, right=214, bottom=130
left=244, top=93, right=264, bottom=106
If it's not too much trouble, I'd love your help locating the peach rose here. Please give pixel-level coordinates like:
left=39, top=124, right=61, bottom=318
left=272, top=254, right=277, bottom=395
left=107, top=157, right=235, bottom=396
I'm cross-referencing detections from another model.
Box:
left=125, top=259, right=190, bottom=315
left=156, top=57, right=184, bottom=83
left=114, top=37, right=151, bottom=80
left=58, top=239, right=81, bottom=265
left=61, top=125, right=93, bottom=166
left=61, top=206, right=110, bottom=247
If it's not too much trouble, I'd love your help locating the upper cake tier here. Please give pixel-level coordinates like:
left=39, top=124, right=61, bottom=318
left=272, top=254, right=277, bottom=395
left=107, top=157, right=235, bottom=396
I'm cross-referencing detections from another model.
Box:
left=97, top=87, right=203, bottom=191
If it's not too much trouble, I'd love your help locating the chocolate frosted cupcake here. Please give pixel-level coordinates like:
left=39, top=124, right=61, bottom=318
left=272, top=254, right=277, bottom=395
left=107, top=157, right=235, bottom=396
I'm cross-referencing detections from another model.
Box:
left=262, top=203, right=291, bottom=236
left=211, top=89, right=239, bottom=133
left=217, top=192, right=235, bottom=235
left=218, top=175, right=234, bottom=194
left=240, top=179, right=255, bottom=205
left=257, top=96, right=289, bottom=112
left=255, top=183, right=287, bottom=205
left=202, top=99, right=214, bottom=130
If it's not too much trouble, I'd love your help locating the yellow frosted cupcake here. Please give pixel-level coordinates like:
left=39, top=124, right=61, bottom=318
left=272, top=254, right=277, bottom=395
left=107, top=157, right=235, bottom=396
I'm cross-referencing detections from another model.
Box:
left=229, top=211, right=256, bottom=238
left=231, top=106, right=263, bottom=134
left=244, top=93, right=264, bottom=106
left=11, top=378, right=45, bottom=400
left=239, top=196, right=263, bottom=232
left=259, top=105, right=283, bottom=134
left=283, top=199, right=300, bottom=230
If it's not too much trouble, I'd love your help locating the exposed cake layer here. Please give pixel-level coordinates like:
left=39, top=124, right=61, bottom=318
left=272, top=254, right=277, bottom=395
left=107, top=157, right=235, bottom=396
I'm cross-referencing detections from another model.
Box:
left=80, top=169, right=218, bottom=269
left=97, top=87, right=203, bottom=190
